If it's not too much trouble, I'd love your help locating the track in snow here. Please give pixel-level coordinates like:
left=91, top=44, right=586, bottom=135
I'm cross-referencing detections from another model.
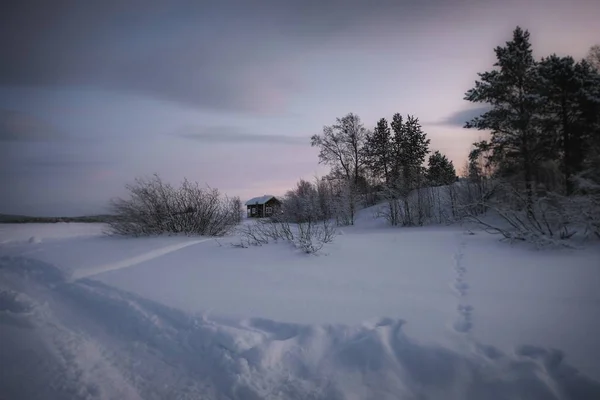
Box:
left=69, top=239, right=211, bottom=281
left=3, top=253, right=600, bottom=399
left=451, top=239, right=473, bottom=333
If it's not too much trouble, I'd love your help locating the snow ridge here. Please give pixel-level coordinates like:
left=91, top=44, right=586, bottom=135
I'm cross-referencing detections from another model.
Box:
left=2, top=256, right=600, bottom=400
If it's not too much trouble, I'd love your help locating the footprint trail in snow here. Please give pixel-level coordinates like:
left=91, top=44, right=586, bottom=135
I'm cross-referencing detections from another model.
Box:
left=451, top=240, right=473, bottom=333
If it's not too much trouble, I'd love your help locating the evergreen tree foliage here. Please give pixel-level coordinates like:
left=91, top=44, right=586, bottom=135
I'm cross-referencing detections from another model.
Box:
left=464, top=27, right=543, bottom=197
left=467, top=141, right=493, bottom=182
left=574, top=61, right=600, bottom=190
left=390, top=113, right=430, bottom=190
left=427, top=151, right=456, bottom=186
left=537, top=55, right=600, bottom=193
left=299, top=25, right=600, bottom=236
left=389, top=113, right=405, bottom=185
left=459, top=26, right=600, bottom=243
left=390, top=113, right=431, bottom=225
left=364, top=118, right=392, bottom=184
left=464, top=28, right=600, bottom=197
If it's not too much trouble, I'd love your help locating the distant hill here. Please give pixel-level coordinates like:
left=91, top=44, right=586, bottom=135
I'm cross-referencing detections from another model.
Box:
left=0, top=214, right=115, bottom=224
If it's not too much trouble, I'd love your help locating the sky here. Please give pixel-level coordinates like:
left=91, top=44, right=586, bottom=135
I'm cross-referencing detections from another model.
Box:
left=1, top=0, right=599, bottom=216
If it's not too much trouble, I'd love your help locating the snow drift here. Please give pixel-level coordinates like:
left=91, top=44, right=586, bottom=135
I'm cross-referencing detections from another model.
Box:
left=2, top=255, right=599, bottom=400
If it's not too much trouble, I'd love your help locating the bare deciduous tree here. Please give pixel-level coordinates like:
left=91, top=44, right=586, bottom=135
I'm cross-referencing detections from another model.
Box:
left=311, top=113, right=368, bottom=225
left=586, top=44, right=600, bottom=71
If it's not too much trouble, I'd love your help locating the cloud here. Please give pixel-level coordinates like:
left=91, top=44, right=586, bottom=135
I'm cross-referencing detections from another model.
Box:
left=0, top=109, right=66, bottom=142
left=0, top=153, right=113, bottom=183
left=433, top=107, right=492, bottom=127
left=175, top=126, right=309, bottom=145
left=26, top=159, right=111, bottom=168
left=0, top=135, right=113, bottom=183
left=0, top=0, right=455, bottom=114
left=3, top=0, right=599, bottom=116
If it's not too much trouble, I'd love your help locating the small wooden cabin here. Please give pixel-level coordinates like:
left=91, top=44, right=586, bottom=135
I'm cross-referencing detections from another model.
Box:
left=245, top=195, right=281, bottom=218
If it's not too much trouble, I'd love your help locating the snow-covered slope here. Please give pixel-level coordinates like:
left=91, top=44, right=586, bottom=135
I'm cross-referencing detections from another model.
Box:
left=2, top=256, right=600, bottom=400
left=1, top=221, right=600, bottom=399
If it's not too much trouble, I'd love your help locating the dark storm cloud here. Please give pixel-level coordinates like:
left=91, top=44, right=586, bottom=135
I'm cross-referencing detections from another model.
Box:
left=0, top=0, right=447, bottom=113
left=0, top=109, right=66, bottom=141
left=175, top=126, right=308, bottom=145
left=435, top=107, right=492, bottom=127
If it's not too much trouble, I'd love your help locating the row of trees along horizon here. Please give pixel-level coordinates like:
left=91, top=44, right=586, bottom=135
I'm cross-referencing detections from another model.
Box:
left=110, top=26, right=599, bottom=243
left=290, top=26, right=599, bottom=239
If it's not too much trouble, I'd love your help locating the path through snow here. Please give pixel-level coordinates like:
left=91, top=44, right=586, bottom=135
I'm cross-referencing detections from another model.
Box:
left=451, top=238, right=473, bottom=334
left=69, top=238, right=211, bottom=281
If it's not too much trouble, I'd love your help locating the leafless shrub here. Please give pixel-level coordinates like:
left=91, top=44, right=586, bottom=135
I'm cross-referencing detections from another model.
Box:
left=462, top=182, right=600, bottom=247
left=380, top=198, right=403, bottom=226
left=279, top=176, right=358, bottom=227
left=375, top=184, right=403, bottom=226
left=107, top=174, right=240, bottom=237
left=236, top=219, right=337, bottom=254
left=295, top=220, right=337, bottom=253
left=377, top=183, right=466, bottom=227
left=452, top=178, right=498, bottom=219
left=557, top=193, right=600, bottom=239
left=230, top=241, right=249, bottom=249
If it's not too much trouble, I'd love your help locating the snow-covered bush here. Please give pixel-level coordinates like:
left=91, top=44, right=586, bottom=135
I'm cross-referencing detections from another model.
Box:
left=280, top=179, right=322, bottom=223
left=568, top=195, right=600, bottom=239
left=375, top=181, right=480, bottom=227
left=329, top=180, right=356, bottom=226
left=279, top=177, right=358, bottom=227
left=108, top=174, right=240, bottom=237
left=463, top=182, right=600, bottom=246
left=295, top=220, right=337, bottom=253
left=571, top=171, right=600, bottom=238
left=235, top=219, right=336, bottom=254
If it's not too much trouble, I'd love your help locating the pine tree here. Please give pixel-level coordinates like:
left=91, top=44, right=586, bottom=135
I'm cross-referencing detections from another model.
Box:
left=427, top=151, right=456, bottom=186
left=389, top=113, right=405, bottom=185
left=537, top=55, right=600, bottom=194
left=390, top=113, right=430, bottom=225
left=577, top=60, right=600, bottom=190
left=464, top=26, right=543, bottom=199
left=364, top=118, right=393, bottom=185
left=467, top=141, right=492, bottom=182
left=400, top=115, right=431, bottom=187
left=390, top=114, right=430, bottom=188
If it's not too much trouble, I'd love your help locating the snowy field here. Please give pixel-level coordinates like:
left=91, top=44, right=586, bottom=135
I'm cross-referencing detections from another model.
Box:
left=0, top=222, right=106, bottom=245
left=1, top=216, right=600, bottom=399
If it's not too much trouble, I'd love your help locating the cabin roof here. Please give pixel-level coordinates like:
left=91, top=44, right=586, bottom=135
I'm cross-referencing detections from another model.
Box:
left=245, top=195, right=277, bottom=206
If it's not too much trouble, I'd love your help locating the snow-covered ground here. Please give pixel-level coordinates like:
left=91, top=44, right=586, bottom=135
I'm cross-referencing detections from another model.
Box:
left=0, top=222, right=106, bottom=245
left=1, top=217, right=600, bottom=399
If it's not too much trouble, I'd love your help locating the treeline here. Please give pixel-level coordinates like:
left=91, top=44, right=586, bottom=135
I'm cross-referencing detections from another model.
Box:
left=462, top=27, right=600, bottom=243
left=105, top=26, right=599, bottom=244
left=465, top=27, right=600, bottom=197
left=278, top=27, right=600, bottom=244
left=277, top=112, right=457, bottom=227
